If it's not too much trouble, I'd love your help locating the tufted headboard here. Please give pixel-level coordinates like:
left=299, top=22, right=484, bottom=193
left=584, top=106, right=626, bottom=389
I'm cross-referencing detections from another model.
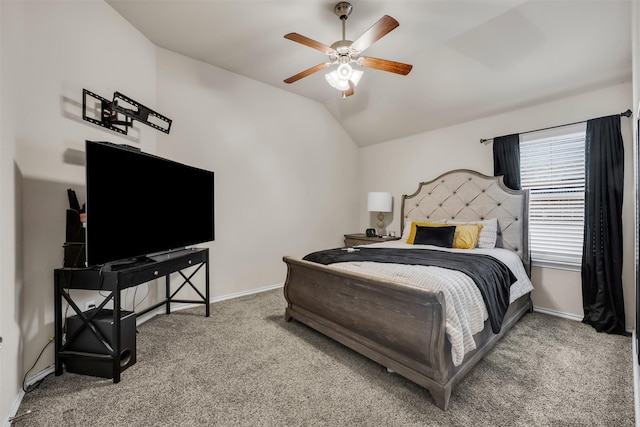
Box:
left=401, top=169, right=530, bottom=274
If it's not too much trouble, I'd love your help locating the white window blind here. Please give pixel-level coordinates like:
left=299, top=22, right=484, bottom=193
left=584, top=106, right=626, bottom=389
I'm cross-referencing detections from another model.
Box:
left=519, top=122, right=586, bottom=269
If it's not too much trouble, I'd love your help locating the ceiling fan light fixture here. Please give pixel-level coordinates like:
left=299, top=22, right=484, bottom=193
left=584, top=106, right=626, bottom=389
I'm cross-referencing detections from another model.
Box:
left=337, top=63, right=353, bottom=80
left=325, top=69, right=350, bottom=91
left=326, top=65, right=363, bottom=92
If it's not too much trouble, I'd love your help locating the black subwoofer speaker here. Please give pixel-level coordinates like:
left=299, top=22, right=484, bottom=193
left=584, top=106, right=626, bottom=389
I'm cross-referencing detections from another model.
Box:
left=65, top=308, right=136, bottom=379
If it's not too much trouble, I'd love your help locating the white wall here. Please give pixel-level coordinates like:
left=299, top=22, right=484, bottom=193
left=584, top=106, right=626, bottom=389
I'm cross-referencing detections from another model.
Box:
left=0, top=2, right=21, bottom=422
left=360, top=82, right=635, bottom=327
left=155, top=49, right=360, bottom=297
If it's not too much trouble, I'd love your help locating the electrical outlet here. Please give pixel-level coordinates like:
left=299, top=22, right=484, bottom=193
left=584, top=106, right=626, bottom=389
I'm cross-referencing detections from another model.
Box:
left=85, top=300, right=96, bottom=311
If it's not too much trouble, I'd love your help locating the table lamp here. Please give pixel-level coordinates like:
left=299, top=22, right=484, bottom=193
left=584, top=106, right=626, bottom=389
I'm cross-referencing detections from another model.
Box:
left=367, top=192, right=393, bottom=236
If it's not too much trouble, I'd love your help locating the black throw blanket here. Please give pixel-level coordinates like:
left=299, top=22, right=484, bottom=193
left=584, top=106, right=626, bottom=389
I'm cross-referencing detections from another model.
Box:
left=303, top=247, right=516, bottom=334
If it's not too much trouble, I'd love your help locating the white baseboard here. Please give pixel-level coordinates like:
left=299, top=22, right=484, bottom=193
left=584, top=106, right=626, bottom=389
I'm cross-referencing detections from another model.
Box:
left=22, top=365, right=55, bottom=389
left=10, top=283, right=285, bottom=426
left=533, top=306, right=634, bottom=334
left=4, top=364, right=55, bottom=426
left=135, top=282, right=284, bottom=324
left=532, top=306, right=583, bottom=322
left=4, top=389, right=25, bottom=427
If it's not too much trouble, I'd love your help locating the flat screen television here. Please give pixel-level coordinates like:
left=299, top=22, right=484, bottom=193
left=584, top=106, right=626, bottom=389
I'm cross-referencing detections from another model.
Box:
left=85, top=140, right=214, bottom=267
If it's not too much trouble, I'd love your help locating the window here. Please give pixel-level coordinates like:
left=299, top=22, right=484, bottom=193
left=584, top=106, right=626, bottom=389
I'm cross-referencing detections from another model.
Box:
left=519, top=123, right=586, bottom=269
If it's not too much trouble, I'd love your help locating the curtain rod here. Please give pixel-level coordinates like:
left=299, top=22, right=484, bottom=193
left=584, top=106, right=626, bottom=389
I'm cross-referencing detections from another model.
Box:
left=479, top=109, right=632, bottom=144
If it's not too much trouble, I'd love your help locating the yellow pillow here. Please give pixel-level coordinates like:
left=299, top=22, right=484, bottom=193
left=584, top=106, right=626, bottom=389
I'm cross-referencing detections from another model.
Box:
left=407, top=221, right=482, bottom=249
left=452, top=224, right=483, bottom=249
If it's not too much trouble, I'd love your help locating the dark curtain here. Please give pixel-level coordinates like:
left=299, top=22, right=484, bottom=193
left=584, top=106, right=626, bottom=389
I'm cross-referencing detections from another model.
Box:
left=581, top=115, right=627, bottom=335
left=493, top=134, right=521, bottom=190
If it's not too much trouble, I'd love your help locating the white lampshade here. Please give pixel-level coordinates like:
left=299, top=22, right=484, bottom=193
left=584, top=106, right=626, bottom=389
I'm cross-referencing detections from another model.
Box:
left=350, top=69, right=363, bottom=86
left=325, top=71, right=351, bottom=91
left=325, top=64, right=364, bottom=92
left=367, top=192, right=392, bottom=213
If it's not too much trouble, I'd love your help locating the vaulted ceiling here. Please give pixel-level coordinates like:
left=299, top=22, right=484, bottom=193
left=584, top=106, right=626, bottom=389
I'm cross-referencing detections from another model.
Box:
left=106, top=0, right=632, bottom=147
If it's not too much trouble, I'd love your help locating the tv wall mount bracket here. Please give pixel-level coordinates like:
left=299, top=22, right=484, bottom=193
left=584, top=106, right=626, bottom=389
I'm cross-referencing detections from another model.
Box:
left=82, top=89, right=172, bottom=135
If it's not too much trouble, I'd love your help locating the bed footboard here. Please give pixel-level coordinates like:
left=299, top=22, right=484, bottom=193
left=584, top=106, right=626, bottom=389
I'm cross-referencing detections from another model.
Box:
left=283, top=255, right=455, bottom=408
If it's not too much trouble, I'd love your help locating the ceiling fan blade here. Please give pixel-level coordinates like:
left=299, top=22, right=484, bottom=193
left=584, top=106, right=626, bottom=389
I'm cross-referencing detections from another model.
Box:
left=342, top=84, right=356, bottom=99
left=284, top=63, right=330, bottom=84
left=284, top=33, right=335, bottom=55
left=360, top=56, right=413, bottom=75
left=342, top=82, right=355, bottom=99
left=350, top=15, right=399, bottom=53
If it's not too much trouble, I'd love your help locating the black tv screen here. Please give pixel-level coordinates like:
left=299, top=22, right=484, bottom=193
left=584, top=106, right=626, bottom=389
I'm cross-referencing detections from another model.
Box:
left=85, top=140, right=214, bottom=266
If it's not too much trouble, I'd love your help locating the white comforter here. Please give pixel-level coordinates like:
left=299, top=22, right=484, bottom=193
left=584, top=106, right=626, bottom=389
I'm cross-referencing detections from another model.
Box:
left=328, top=241, right=534, bottom=366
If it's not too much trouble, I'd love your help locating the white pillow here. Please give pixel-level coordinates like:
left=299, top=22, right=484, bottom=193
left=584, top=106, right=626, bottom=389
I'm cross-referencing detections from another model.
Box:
left=446, top=218, right=498, bottom=249
left=401, top=220, right=412, bottom=241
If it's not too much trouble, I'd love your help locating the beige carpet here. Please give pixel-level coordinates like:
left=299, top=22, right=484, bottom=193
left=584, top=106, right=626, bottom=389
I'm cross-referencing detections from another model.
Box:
left=15, top=289, right=634, bottom=426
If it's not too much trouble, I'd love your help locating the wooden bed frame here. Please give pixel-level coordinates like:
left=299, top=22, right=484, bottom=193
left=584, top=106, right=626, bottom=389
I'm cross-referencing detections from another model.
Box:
left=283, top=169, right=532, bottom=410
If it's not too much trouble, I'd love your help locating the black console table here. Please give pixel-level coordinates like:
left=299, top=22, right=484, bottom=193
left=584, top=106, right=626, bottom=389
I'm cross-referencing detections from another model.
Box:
left=54, top=247, right=209, bottom=382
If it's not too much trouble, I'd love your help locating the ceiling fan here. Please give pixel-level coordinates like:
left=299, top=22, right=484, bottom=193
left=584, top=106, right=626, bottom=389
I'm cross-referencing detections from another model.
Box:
left=283, top=2, right=413, bottom=99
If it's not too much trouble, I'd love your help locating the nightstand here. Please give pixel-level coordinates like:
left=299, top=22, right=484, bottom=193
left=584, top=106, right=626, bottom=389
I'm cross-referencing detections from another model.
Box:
left=343, top=233, right=401, bottom=247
